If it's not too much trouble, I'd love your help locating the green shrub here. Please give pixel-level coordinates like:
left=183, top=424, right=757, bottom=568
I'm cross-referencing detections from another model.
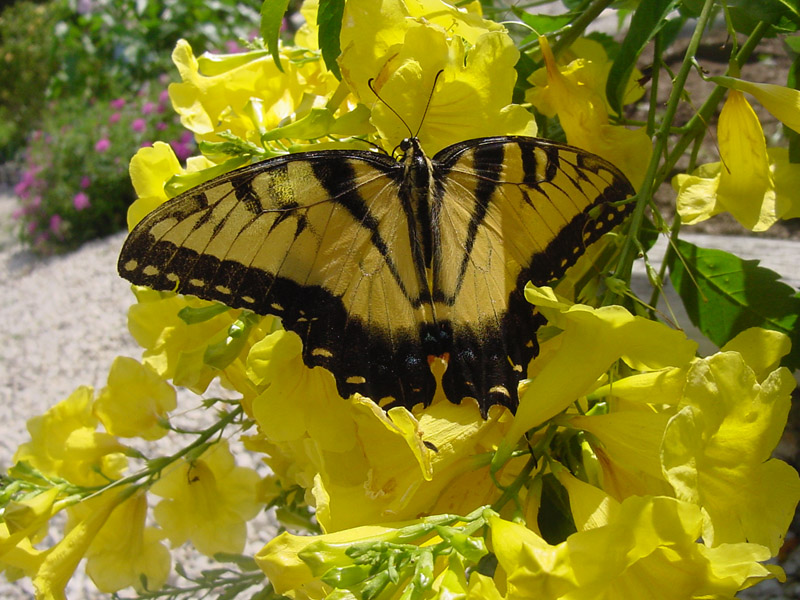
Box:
left=13, top=80, right=190, bottom=252
left=49, top=0, right=262, bottom=100
left=0, top=1, right=59, bottom=159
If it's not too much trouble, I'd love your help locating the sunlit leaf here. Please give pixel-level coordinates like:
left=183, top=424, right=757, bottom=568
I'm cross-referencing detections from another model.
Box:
left=318, top=0, right=345, bottom=79
left=260, top=0, right=291, bottom=72
left=667, top=239, right=800, bottom=369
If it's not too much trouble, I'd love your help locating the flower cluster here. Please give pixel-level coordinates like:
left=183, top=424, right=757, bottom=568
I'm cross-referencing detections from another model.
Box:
left=2, top=1, right=800, bottom=599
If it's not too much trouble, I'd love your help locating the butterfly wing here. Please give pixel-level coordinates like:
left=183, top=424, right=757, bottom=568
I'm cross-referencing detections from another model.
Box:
left=118, top=151, right=437, bottom=405
left=429, top=136, right=635, bottom=415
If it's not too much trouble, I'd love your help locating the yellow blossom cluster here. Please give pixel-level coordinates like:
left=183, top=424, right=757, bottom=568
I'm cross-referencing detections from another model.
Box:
left=3, top=1, right=800, bottom=599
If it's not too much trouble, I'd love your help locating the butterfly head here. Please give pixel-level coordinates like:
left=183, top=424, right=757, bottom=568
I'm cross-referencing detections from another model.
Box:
left=394, top=137, right=426, bottom=162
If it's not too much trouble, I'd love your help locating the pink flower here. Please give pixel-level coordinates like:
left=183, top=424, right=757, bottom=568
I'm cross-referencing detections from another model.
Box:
left=158, top=89, right=169, bottom=104
left=14, top=181, right=30, bottom=198
left=180, top=130, right=194, bottom=144
left=49, top=214, right=62, bottom=233
left=156, top=122, right=167, bottom=131
left=142, top=102, right=155, bottom=115
left=109, top=112, right=121, bottom=124
left=170, top=140, right=194, bottom=162
left=27, top=221, right=37, bottom=234
left=95, top=138, right=111, bottom=153
left=80, top=175, right=91, bottom=189
left=140, top=141, right=153, bottom=148
left=73, top=192, right=90, bottom=211
left=110, top=98, right=126, bottom=110
left=11, top=208, right=23, bottom=220
left=225, top=40, right=244, bottom=53
left=131, top=118, right=146, bottom=133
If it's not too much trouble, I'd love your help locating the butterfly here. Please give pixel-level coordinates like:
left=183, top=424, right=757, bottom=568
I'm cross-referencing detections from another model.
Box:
left=118, top=135, right=634, bottom=416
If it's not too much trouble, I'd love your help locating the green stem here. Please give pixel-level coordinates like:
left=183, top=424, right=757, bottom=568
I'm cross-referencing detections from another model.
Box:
left=607, top=0, right=717, bottom=299
left=647, top=32, right=663, bottom=137
left=86, top=404, right=244, bottom=499
left=641, top=21, right=769, bottom=313
left=552, top=0, right=615, bottom=57
left=491, top=452, right=539, bottom=513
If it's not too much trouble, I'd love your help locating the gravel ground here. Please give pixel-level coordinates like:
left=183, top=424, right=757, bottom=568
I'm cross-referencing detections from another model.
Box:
left=2, top=184, right=799, bottom=598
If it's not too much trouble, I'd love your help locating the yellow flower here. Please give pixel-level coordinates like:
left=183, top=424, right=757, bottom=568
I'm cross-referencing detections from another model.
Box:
left=530, top=37, right=645, bottom=117
left=257, top=509, right=492, bottom=599
left=13, top=386, right=127, bottom=487
left=490, top=496, right=780, bottom=599
left=247, top=330, right=516, bottom=532
left=489, top=515, right=577, bottom=598
left=720, top=327, right=792, bottom=382
left=169, top=39, right=337, bottom=145
left=496, top=286, right=696, bottom=466
left=127, top=141, right=184, bottom=230
left=713, top=75, right=800, bottom=135
left=662, top=352, right=800, bottom=554
left=673, top=89, right=800, bottom=231
left=80, top=490, right=170, bottom=593
left=0, top=532, right=44, bottom=583
left=527, top=36, right=651, bottom=188
left=93, top=356, right=177, bottom=440
left=33, top=491, right=124, bottom=600
left=339, top=0, right=535, bottom=154
left=673, top=78, right=800, bottom=229
left=569, top=410, right=675, bottom=501
left=256, top=522, right=403, bottom=594
left=1, top=488, right=64, bottom=580
left=151, top=440, right=262, bottom=556
left=127, top=287, right=269, bottom=395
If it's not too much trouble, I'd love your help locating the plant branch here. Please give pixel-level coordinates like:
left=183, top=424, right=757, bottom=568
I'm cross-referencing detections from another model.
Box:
left=552, top=0, right=616, bottom=56
left=607, top=0, right=717, bottom=298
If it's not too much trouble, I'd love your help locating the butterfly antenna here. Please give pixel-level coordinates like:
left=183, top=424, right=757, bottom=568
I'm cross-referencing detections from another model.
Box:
left=368, top=78, right=413, bottom=138
left=414, top=69, right=444, bottom=138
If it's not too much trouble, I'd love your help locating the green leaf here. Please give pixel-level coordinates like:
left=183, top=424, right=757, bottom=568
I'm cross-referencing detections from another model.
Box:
left=260, top=0, right=291, bottom=72
left=537, top=473, right=576, bottom=545
left=165, top=156, right=250, bottom=197
left=318, top=0, right=345, bottom=79
left=667, top=239, right=800, bottom=370
left=178, top=303, right=231, bottom=325
left=204, top=312, right=261, bottom=370
left=727, top=0, right=800, bottom=34
left=606, top=0, right=677, bottom=115
left=512, top=7, right=572, bottom=37
left=785, top=34, right=800, bottom=53
left=262, top=107, right=337, bottom=141
left=787, top=53, right=800, bottom=162
left=513, top=49, right=537, bottom=105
